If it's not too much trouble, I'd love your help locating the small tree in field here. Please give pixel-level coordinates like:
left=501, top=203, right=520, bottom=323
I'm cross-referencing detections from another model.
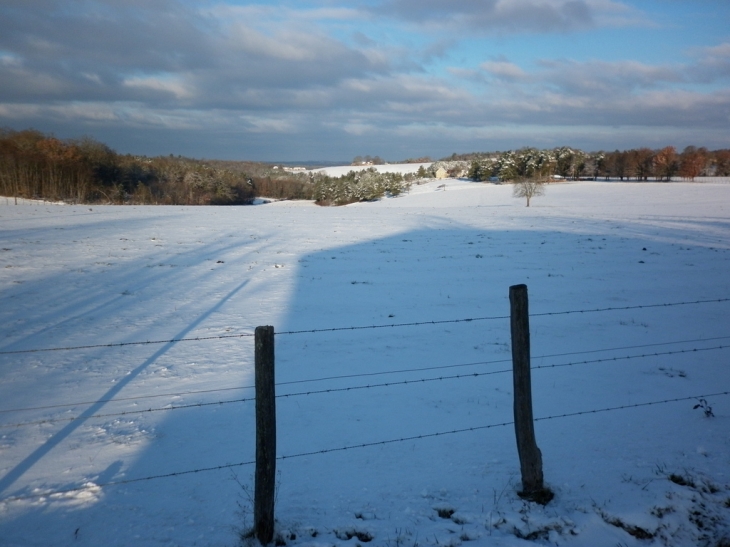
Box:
left=513, top=181, right=545, bottom=207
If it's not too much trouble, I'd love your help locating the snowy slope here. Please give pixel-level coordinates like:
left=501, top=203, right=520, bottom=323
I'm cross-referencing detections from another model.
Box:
left=1, top=178, right=729, bottom=547
left=308, top=162, right=432, bottom=177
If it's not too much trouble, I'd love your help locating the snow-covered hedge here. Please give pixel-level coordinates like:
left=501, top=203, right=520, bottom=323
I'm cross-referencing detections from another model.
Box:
left=311, top=168, right=413, bottom=205
left=467, top=147, right=600, bottom=182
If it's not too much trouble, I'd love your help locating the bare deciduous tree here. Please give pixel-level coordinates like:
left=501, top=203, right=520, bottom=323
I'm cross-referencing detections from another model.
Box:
left=628, top=148, right=655, bottom=181
left=513, top=181, right=545, bottom=207
left=713, top=149, right=730, bottom=176
left=679, top=146, right=707, bottom=181
left=654, top=146, right=678, bottom=181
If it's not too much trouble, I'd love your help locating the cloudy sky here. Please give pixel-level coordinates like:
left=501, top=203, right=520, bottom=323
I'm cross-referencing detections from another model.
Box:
left=1, top=1, right=729, bottom=161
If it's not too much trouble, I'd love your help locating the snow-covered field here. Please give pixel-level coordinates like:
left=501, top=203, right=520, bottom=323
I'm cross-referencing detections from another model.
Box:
left=308, top=162, right=432, bottom=177
left=1, top=177, right=729, bottom=547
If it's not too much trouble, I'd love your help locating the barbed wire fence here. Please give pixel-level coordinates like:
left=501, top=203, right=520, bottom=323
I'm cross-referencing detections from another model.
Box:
left=1, top=291, right=728, bottom=536
left=3, top=333, right=730, bottom=419
left=2, top=297, right=727, bottom=356
left=3, top=389, right=728, bottom=505
left=3, top=343, right=729, bottom=430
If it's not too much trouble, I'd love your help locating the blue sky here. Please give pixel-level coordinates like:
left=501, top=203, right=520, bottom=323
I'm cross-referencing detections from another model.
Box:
left=1, top=0, right=729, bottom=161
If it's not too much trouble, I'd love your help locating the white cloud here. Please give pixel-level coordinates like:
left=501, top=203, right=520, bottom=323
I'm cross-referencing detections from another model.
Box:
left=342, top=122, right=377, bottom=136
left=376, top=0, right=646, bottom=33
left=703, top=42, right=730, bottom=58
left=123, top=75, right=195, bottom=100
left=0, top=0, right=728, bottom=159
left=585, top=0, right=650, bottom=27
left=225, top=23, right=334, bottom=62
left=0, top=53, right=22, bottom=68
left=535, top=58, right=683, bottom=96
left=239, top=114, right=300, bottom=134
left=480, top=60, right=528, bottom=81
left=690, top=42, right=730, bottom=82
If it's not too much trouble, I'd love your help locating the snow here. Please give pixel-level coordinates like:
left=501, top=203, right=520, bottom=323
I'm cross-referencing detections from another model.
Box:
left=308, top=162, right=432, bottom=177
left=1, top=177, right=729, bottom=547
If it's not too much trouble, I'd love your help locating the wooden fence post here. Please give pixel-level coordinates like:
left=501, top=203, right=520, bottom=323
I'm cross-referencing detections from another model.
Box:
left=254, top=326, right=276, bottom=544
left=509, top=284, right=552, bottom=504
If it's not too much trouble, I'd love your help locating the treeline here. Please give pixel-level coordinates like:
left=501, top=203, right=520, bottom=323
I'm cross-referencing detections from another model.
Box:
left=5, top=129, right=729, bottom=205
left=460, top=146, right=730, bottom=182
left=0, top=129, right=314, bottom=204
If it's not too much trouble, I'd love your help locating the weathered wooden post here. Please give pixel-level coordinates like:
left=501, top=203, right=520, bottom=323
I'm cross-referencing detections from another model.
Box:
left=254, top=326, right=276, bottom=544
left=509, top=284, right=552, bottom=503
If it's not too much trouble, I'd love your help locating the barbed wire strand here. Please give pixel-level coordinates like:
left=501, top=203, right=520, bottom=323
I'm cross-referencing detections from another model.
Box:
left=0, top=332, right=256, bottom=356
left=277, top=344, right=729, bottom=400
left=530, top=298, right=730, bottom=318
left=534, top=391, right=730, bottom=423
left=277, top=334, right=730, bottom=387
left=275, top=315, right=507, bottom=335
left=0, top=460, right=257, bottom=504
left=275, top=298, right=730, bottom=336
left=0, top=385, right=254, bottom=415
left=3, top=344, right=728, bottom=429
left=4, top=333, right=729, bottom=416
left=276, top=343, right=730, bottom=397
left=2, top=389, right=727, bottom=504
left=532, top=344, right=730, bottom=372
left=0, top=396, right=256, bottom=429
left=279, top=390, right=730, bottom=459
left=2, top=298, right=727, bottom=355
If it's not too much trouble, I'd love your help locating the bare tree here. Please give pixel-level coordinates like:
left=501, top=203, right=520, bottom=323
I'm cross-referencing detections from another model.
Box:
left=628, top=148, right=654, bottom=181
left=679, top=146, right=707, bottom=181
left=713, top=149, right=730, bottom=176
left=654, top=146, right=678, bottom=181
left=513, top=181, right=545, bottom=207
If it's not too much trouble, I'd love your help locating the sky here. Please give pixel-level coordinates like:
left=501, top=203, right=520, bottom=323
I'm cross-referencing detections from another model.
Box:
left=1, top=0, right=729, bottom=162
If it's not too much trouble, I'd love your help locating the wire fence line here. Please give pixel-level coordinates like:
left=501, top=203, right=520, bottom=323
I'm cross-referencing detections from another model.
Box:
left=283, top=390, right=730, bottom=458
left=277, top=334, right=730, bottom=387
left=3, top=389, right=728, bottom=504
left=274, top=298, right=730, bottom=335
left=4, top=343, right=729, bottom=430
left=0, top=385, right=253, bottom=415
left=0, top=460, right=258, bottom=504
left=1, top=297, right=728, bottom=356
left=528, top=297, right=730, bottom=318
left=0, top=332, right=256, bottom=356
left=532, top=391, right=730, bottom=422
left=277, top=343, right=730, bottom=399
left=531, top=344, right=730, bottom=372
left=0, top=395, right=256, bottom=429
left=274, top=315, right=508, bottom=335
left=2, top=298, right=728, bottom=510
left=3, top=332, right=729, bottom=416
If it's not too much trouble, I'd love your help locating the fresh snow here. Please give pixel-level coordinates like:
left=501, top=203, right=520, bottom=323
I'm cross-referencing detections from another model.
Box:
left=308, top=162, right=432, bottom=177
left=1, top=177, right=729, bottom=547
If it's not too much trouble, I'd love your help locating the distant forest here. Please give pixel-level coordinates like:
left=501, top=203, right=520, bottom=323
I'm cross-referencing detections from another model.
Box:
left=0, top=128, right=313, bottom=205
left=1, top=128, right=729, bottom=205
left=448, top=146, right=730, bottom=182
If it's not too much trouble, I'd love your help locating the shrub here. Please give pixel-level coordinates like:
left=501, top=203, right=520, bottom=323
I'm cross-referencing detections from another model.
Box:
left=312, top=168, right=411, bottom=206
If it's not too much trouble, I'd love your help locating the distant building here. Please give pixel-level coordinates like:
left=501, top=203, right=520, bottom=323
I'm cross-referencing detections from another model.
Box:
left=435, top=167, right=448, bottom=179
